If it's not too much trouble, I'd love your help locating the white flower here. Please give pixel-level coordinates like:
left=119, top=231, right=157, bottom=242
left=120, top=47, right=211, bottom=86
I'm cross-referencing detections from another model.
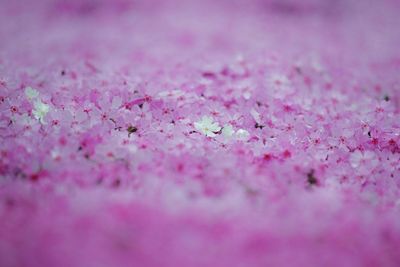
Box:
left=350, top=150, right=378, bottom=167
left=24, top=86, right=50, bottom=124
left=194, top=116, right=221, bottom=137
left=349, top=150, right=378, bottom=175
left=51, top=149, right=60, bottom=159
left=243, top=91, right=252, bottom=100
left=236, top=129, right=250, bottom=141
left=25, top=87, right=39, bottom=100
left=268, top=73, right=290, bottom=87
left=32, top=100, right=50, bottom=124
left=222, top=124, right=235, bottom=138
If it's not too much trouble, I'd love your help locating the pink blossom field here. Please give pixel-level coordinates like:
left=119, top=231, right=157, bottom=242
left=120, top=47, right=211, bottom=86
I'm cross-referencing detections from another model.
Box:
left=1, top=0, right=400, bottom=266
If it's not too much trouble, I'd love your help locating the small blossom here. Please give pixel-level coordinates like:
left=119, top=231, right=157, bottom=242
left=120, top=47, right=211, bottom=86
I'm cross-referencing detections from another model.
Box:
left=51, top=149, right=60, bottom=160
left=32, top=100, right=50, bottom=124
left=243, top=91, right=252, bottom=100
left=222, top=124, right=235, bottom=138
left=268, top=73, right=290, bottom=87
left=194, top=116, right=221, bottom=137
left=350, top=150, right=379, bottom=175
left=24, top=87, right=39, bottom=100
left=236, top=129, right=250, bottom=141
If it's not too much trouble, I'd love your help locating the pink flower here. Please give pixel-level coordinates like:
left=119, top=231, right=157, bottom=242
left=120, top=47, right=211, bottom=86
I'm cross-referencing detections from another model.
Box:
left=350, top=150, right=379, bottom=175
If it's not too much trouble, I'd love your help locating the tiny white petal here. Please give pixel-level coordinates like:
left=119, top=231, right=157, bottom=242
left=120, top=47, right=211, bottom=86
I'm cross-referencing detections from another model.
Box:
left=194, top=122, right=202, bottom=130
left=206, top=131, right=216, bottom=138
left=250, top=108, right=261, bottom=124
left=25, top=87, right=39, bottom=100
left=236, top=129, right=250, bottom=141
left=202, top=116, right=213, bottom=124
left=222, top=124, right=235, bottom=138
left=32, top=100, right=50, bottom=124
left=51, top=149, right=60, bottom=159
left=209, top=123, right=221, bottom=132
left=243, top=91, right=251, bottom=100
left=350, top=150, right=363, bottom=168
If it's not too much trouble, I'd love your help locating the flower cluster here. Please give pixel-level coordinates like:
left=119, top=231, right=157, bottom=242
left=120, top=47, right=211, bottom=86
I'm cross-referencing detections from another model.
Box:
left=0, top=0, right=399, bottom=267
left=25, top=87, right=50, bottom=124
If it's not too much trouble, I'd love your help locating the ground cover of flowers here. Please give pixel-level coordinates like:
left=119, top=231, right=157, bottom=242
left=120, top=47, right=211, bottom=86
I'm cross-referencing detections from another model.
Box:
left=0, top=0, right=400, bottom=266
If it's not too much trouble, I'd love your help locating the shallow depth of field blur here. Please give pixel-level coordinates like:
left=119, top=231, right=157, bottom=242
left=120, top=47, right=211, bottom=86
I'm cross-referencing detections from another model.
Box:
left=0, top=0, right=400, bottom=267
